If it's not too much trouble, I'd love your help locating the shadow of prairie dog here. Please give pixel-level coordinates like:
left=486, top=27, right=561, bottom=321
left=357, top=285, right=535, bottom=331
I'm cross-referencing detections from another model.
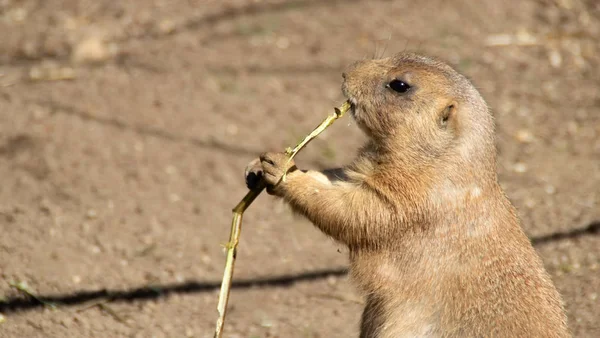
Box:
left=246, top=53, right=570, bottom=338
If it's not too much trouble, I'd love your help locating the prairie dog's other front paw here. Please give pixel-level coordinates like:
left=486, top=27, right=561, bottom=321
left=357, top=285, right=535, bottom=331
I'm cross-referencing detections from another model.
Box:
left=260, top=152, right=296, bottom=195
left=244, top=158, right=263, bottom=190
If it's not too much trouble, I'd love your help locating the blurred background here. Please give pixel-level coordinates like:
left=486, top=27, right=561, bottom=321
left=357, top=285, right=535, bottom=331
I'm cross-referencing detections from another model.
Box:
left=0, top=1, right=598, bottom=337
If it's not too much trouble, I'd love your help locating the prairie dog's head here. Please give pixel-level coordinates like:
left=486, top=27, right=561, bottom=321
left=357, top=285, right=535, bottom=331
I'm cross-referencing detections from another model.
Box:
left=342, top=53, right=495, bottom=168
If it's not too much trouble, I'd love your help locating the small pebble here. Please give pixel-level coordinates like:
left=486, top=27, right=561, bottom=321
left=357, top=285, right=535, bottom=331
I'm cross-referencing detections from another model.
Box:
left=260, top=319, right=273, bottom=328
left=524, top=198, right=536, bottom=208
left=73, top=315, right=89, bottom=329
left=484, top=34, right=512, bottom=46
left=327, top=275, right=337, bottom=286
left=0, top=313, right=5, bottom=324
left=72, top=37, right=116, bottom=64
left=142, top=235, right=154, bottom=245
left=276, top=37, right=290, bottom=49
left=134, top=141, right=144, bottom=152
left=544, top=185, right=556, bottom=195
left=86, top=209, right=98, bottom=219
left=29, top=66, right=76, bottom=81
left=515, top=129, right=534, bottom=143
left=512, top=162, right=528, bottom=173
left=7, top=8, right=27, bottom=22
left=16, top=281, right=29, bottom=289
left=169, top=193, right=181, bottom=203
left=31, top=105, right=50, bottom=120
left=60, top=317, right=73, bottom=328
left=81, top=222, right=90, bottom=232
left=226, top=124, right=239, bottom=135
left=158, top=19, right=176, bottom=34
left=72, top=275, right=81, bottom=284
left=548, top=49, right=562, bottom=68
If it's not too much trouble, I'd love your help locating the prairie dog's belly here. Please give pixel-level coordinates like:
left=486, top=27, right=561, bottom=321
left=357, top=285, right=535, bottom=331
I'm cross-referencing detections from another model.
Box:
left=383, top=309, right=439, bottom=338
left=354, top=252, right=442, bottom=338
left=361, top=298, right=440, bottom=338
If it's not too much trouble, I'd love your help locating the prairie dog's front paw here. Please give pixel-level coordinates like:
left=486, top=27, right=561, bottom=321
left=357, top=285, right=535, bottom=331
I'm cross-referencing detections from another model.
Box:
left=244, top=158, right=263, bottom=190
left=260, top=152, right=296, bottom=194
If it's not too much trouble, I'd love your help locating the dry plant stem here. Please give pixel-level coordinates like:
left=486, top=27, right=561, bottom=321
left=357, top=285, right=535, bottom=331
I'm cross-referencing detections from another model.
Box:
left=214, top=101, right=351, bottom=338
left=8, top=281, right=56, bottom=309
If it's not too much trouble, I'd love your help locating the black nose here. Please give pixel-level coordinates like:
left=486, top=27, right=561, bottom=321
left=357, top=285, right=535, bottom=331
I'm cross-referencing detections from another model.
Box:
left=342, top=72, right=347, bottom=79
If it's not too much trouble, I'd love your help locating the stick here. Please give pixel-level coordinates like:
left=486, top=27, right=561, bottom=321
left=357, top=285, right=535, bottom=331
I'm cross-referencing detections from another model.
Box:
left=8, top=281, right=57, bottom=309
left=214, top=101, right=351, bottom=338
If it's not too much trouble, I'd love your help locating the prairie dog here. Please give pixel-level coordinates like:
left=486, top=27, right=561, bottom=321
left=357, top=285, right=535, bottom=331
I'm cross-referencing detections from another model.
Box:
left=245, top=53, right=569, bottom=338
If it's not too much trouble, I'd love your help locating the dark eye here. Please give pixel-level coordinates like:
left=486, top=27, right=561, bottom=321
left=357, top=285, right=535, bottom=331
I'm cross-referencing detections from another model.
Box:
left=387, top=79, right=411, bottom=93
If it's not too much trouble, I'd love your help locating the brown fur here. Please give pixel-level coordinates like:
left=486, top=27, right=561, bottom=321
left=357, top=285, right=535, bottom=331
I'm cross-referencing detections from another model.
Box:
left=246, top=53, right=570, bottom=337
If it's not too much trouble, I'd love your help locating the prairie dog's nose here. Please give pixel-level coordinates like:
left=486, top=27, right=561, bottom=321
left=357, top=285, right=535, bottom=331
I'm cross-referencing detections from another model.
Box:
left=343, top=60, right=370, bottom=79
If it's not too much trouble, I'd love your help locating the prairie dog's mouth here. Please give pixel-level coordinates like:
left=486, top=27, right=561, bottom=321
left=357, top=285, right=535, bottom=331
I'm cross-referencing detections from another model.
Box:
left=343, top=94, right=358, bottom=118
left=342, top=93, right=370, bottom=135
left=348, top=98, right=358, bottom=119
left=341, top=81, right=358, bottom=118
left=347, top=97, right=357, bottom=106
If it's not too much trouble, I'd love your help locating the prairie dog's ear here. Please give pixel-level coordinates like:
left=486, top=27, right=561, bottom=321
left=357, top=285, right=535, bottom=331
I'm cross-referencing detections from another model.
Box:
left=439, top=101, right=457, bottom=129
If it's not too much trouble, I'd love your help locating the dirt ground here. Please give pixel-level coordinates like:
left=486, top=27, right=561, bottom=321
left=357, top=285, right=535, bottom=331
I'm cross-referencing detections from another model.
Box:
left=0, top=0, right=598, bottom=337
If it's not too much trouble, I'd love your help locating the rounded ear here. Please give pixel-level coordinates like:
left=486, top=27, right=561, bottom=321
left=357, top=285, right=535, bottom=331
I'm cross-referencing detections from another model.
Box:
left=439, top=101, right=457, bottom=128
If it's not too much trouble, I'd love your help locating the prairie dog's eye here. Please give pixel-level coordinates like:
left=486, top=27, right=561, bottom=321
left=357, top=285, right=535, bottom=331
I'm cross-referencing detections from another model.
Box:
left=387, top=79, right=411, bottom=93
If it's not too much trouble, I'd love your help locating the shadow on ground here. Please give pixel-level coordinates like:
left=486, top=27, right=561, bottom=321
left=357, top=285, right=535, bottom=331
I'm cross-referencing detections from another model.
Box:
left=2, top=221, right=597, bottom=314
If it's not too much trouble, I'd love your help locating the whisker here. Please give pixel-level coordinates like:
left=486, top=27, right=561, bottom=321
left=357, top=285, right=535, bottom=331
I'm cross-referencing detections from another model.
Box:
left=372, top=38, right=379, bottom=60
left=379, top=32, right=393, bottom=58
